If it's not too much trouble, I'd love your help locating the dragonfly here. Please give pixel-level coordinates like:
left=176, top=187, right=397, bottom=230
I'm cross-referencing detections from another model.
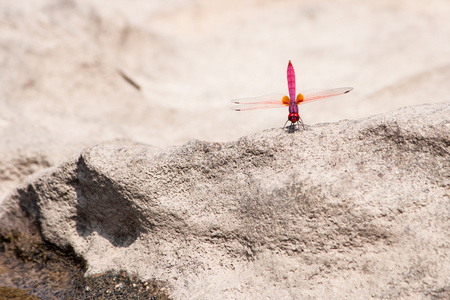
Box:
left=232, top=61, right=353, bottom=130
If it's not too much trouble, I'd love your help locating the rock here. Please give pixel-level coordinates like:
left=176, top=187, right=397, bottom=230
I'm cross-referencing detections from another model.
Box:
left=2, top=1, right=450, bottom=297
left=1, top=103, right=449, bottom=299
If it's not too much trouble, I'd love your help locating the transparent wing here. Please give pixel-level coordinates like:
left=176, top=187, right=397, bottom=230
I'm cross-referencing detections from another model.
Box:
left=299, top=87, right=353, bottom=104
left=231, top=93, right=287, bottom=111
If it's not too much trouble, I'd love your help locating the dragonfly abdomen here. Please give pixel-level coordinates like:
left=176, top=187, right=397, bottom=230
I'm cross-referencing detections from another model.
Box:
left=287, top=60, right=296, bottom=102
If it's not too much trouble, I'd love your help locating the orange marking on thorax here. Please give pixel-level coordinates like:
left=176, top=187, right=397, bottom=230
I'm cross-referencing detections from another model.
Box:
left=296, top=93, right=304, bottom=104
left=282, top=95, right=290, bottom=106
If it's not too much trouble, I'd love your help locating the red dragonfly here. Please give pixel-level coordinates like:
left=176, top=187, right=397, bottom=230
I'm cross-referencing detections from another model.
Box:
left=232, top=61, right=353, bottom=130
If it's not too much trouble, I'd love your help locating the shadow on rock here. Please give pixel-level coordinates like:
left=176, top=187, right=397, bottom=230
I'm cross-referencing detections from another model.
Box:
left=74, top=155, right=147, bottom=248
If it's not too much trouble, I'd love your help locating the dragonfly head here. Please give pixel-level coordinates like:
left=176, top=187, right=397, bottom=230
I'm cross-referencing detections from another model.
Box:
left=288, top=113, right=300, bottom=123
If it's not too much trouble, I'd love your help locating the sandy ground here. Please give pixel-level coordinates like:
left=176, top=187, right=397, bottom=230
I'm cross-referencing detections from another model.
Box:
left=1, top=0, right=450, bottom=147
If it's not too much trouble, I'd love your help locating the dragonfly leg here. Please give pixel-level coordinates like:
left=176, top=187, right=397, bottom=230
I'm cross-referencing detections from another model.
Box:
left=298, top=115, right=305, bottom=130
left=283, top=119, right=305, bottom=132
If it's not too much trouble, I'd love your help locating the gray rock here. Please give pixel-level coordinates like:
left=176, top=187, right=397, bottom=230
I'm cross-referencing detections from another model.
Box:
left=1, top=103, right=449, bottom=299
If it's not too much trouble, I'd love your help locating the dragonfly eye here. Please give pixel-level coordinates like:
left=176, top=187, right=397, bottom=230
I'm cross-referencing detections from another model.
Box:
left=288, top=113, right=300, bottom=122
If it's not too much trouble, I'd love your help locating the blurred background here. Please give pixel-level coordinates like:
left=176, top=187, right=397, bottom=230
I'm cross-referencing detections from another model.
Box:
left=1, top=0, right=450, bottom=153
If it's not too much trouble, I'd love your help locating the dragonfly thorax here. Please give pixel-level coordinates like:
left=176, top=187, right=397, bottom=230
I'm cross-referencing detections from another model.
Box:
left=288, top=112, right=300, bottom=123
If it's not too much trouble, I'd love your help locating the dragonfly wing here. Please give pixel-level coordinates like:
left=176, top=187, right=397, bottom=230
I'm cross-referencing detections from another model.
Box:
left=231, top=93, right=287, bottom=111
left=299, top=87, right=353, bottom=104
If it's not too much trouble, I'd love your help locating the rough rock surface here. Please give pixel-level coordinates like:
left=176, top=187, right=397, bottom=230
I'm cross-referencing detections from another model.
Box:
left=1, top=103, right=449, bottom=299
